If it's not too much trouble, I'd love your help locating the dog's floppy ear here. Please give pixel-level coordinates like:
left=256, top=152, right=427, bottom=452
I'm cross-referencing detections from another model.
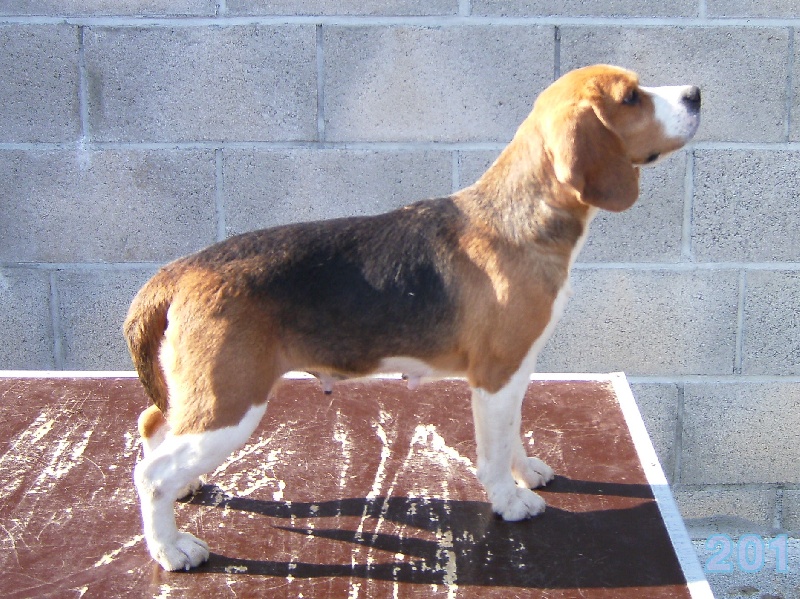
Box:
left=545, top=105, right=640, bottom=213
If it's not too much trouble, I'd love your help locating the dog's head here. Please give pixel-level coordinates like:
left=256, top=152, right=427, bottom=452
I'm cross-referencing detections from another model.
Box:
left=531, top=64, right=701, bottom=212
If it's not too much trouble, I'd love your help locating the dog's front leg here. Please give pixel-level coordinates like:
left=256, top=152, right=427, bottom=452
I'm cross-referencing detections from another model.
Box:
left=471, top=375, right=551, bottom=521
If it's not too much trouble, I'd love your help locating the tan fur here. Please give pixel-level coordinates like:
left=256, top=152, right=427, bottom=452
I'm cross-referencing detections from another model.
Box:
left=138, top=403, right=166, bottom=441
left=124, top=268, right=174, bottom=413
left=125, top=65, right=693, bottom=436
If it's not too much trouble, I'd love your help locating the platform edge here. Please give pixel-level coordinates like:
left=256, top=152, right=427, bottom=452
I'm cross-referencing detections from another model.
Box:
left=609, top=371, right=715, bottom=599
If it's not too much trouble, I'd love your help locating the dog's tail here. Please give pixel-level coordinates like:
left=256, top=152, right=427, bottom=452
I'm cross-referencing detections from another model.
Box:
left=123, top=268, right=176, bottom=414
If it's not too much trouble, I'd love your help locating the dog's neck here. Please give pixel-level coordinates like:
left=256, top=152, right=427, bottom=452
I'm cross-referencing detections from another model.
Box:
left=455, top=131, right=593, bottom=260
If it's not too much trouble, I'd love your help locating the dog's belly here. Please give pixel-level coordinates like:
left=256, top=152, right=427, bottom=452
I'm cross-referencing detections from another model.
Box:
left=377, top=356, right=442, bottom=389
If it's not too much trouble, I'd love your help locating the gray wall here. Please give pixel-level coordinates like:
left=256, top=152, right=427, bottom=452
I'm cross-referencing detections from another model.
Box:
left=1, top=2, right=799, bottom=535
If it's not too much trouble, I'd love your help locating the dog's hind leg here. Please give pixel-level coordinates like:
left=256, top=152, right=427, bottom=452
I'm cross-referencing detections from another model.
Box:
left=137, top=404, right=203, bottom=499
left=134, top=402, right=267, bottom=571
left=133, top=300, right=279, bottom=571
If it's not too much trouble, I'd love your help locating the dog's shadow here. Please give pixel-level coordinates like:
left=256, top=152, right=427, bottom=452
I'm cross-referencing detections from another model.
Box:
left=183, top=476, right=687, bottom=590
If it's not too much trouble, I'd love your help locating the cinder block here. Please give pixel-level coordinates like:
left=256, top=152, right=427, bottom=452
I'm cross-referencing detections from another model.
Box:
left=780, top=491, right=800, bottom=533
left=57, top=268, right=157, bottom=370
left=223, top=149, right=453, bottom=235
left=537, top=269, right=739, bottom=376
left=0, top=1, right=215, bottom=15
left=473, top=0, right=695, bottom=17
left=681, top=383, right=800, bottom=485
left=0, top=25, right=80, bottom=143
left=226, top=0, right=456, bottom=15
left=629, top=383, right=679, bottom=482
left=741, top=271, right=800, bottom=376
left=674, top=487, right=777, bottom=539
left=460, top=150, right=688, bottom=263
left=788, top=44, right=800, bottom=141
left=693, top=150, right=800, bottom=262
left=0, top=149, right=217, bottom=263
left=84, top=25, right=317, bottom=142
left=323, top=25, right=553, bottom=142
left=0, top=268, right=54, bottom=370
left=707, top=0, right=800, bottom=17
left=559, top=27, right=789, bottom=142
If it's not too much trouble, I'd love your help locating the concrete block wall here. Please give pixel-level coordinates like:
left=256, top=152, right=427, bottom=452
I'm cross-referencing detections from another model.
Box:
left=1, top=2, right=799, bottom=538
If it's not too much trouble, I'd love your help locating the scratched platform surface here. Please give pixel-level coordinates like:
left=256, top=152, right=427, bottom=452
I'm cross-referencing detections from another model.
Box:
left=0, top=375, right=699, bottom=598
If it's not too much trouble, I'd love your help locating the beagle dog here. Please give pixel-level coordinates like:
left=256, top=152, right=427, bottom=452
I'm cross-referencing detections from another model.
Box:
left=125, top=64, right=700, bottom=571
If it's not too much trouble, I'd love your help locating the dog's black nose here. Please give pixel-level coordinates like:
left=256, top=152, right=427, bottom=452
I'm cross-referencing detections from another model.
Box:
left=683, top=86, right=701, bottom=109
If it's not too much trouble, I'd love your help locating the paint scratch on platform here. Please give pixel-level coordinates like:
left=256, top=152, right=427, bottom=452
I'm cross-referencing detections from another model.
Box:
left=347, top=582, right=361, bottom=599
left=366, top=410, right=392, bottom=501
left=154, top=584, right=172, bottom=599
left=212, top=425, right=289, bottom=500
left=122, top=431, right=139, bottom=459
left=333, top=410, right=351, bottom=491
left=0, top=410, right=55, bottom=497
left=0, top=402, right=99, bottom=549
left=214, top=425, right=286, bottom=476
left=41, top=429, right=93, bottom=482
left=93, top=534, right=144, bottom=567
left=411, top=424, right=476, bottom=476
left=436, top=526, right=459, bottom=598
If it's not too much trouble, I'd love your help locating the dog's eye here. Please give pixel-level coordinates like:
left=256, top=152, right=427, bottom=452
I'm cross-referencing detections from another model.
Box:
left=622, top=89, right=640, bottom=106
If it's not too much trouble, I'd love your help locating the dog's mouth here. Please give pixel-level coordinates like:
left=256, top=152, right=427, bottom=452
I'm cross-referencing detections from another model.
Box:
left=644, top=153, right=660, bottom=164
left=634, top=152, right=661, bottom=167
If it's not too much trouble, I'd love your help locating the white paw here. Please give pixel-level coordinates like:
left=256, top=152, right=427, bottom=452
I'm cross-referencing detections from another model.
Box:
left=491, top=486, right=546, bottom=521
left=151, top=532, right=210, bottom=571
left=513, top=456, right=555, bottom=489
left=177, top=477, right=203, bottom=500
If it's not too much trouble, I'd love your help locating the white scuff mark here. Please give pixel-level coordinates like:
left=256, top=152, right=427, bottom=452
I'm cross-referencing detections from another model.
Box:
left=392, top=553, right=406, bottom=599
left=93, top=534, right=144, bottom=567
left=224, top=564, right=248, bottom=574
left=347, top=582, right=361, bottom=599
left=410, top=424, right=476, bottom=476
left=213, top=427, right=285, bottom=476
left=67, top=430, right=94, bottom=475
left=209, top=486, right=227, bottom=507
left=210, top=427, right=289, bottom=500
left=224, top=577, right=239, bottom=598
left=74, top=586, right=89, bottom=598
left=34, top=506, right=73, bottom=542
left=155, top=584, right=172, bottom=599
left=122, top=431, right=139, bottom=459
left=436, top=527, right=459, bottom=598
left=398, top=426, right=464, bottom=595
left=272, top=480, right=286, bottom=502
left=0, top=411, right=56, bottom=497
left=30, top=426, right=94, bottom=491
left=286, top=561, right=297, bottom=584
left=238, top=450, right=284, bottom=498
left=355, top=410, right=394, bottom=554
left=366, top=410, right=392, bottom=500
left=0, top=403, right=100, bottom=550
left=1, top=522, right=20, bottom=569
left=36, top=436, right=73, bottom=482
left=21, top=412, right=55, bottom=445
left=333, top=411, right=351, bottom=490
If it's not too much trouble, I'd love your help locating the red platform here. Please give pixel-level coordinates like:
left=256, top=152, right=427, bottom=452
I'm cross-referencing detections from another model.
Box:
left=0, top=372, right=711, bottom=598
